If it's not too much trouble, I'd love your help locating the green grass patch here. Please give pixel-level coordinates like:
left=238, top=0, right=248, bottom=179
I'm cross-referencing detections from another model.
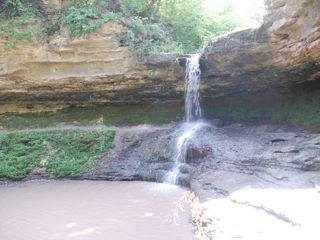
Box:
left=0, top=130, right=115, bottom=180
left=0, top=132, right=47, bottom=179
left=44, top=130, right=115, bottom=178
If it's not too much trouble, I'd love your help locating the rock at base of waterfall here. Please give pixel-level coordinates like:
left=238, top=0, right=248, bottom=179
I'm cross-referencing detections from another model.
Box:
left=186, top=145, right=211, bottom=164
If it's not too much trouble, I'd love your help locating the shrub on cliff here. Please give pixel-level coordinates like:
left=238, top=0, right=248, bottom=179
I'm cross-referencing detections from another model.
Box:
left=65, top=0, right=121, bottom=38
left=0, top=0, right=45, bottom=50
left=0, top=0, right=241, bottom=54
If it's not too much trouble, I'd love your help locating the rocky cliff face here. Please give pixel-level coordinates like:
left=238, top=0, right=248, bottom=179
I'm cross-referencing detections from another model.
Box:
left=0, top=22, right=184, bottom=113
left=200, top=0, right=320, bottom=99
left=0, top=0, right=319, bottom=113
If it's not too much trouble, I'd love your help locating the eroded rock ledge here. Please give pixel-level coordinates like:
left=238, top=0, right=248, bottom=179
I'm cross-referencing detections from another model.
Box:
left=0, top=22, right=184, bottom=113
left=0, top=0, right=319, bottom=113
left=200, top=0, right=320, bottom=98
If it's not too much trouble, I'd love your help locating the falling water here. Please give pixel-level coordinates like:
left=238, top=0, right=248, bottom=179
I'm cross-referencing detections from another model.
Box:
left=166, top=54, right=206, bottom=184
left=185, top=54, right=202, bottom=121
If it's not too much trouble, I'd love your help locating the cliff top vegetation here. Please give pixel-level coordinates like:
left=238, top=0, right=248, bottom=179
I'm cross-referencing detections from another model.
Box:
left=0, top=0, right=264, bottom=55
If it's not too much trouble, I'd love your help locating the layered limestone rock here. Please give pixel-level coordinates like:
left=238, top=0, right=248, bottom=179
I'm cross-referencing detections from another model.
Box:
left=1, top=0, right=319, bottom=113
left=0, top=22, right=184, bottom=113
left=200, top=0, right=320, bottom=99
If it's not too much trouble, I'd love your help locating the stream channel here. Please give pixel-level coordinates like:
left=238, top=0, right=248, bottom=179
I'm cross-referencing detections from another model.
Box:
left=0, top=181, right=194, bottom=240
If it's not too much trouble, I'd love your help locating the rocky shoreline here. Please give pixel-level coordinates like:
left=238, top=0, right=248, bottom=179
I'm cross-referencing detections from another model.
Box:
left=1, top=121, right=319, bottom=189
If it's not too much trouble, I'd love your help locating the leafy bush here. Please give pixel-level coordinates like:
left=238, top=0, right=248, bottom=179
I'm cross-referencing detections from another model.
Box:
left=0, top=0, right=244, bottom=54
left=0, top=132, right=47, bottom=180
left=119, top=0, right=148, bottom=15
left=65, top=6, right=100, bottom=38
left=65, top=0, right=120, bottom=38
left=44, top=130, right=115, bottom=178
left=119, top=16, right=183, bottom=56
left=0, top=0, right=45, bottom=50
left=0, top=17, right=44, bottom=50
left=118, top=0, right=242, bottom=54
left=0, top=130, right=115, bottom=180
left=0, top=0, right=38, bottom=18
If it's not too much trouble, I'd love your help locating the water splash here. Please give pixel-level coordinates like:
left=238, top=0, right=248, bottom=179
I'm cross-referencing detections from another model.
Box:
left=166, top=55, right=206, bottom=184
left=166, top=121, right=208, bottom=184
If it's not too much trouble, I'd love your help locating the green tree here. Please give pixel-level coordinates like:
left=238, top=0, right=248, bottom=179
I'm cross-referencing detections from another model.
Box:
left=157, top=0, right=206, bottom=52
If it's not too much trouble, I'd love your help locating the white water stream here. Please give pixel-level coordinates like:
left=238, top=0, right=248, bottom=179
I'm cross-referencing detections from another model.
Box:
left=185, top=54, right=202, bottom=121
left=166, top=55, right=207, bottom=184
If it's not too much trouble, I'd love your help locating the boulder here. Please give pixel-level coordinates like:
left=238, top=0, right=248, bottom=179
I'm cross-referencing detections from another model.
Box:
left=186, top=145, right=211, bottom=164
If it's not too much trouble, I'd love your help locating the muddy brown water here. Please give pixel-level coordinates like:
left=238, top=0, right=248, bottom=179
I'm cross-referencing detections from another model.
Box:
left=0, top=181, right=194, bottom=240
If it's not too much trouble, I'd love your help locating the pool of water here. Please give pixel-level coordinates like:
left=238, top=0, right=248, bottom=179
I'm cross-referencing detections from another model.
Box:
left=0, top=181, right=194, bottom=240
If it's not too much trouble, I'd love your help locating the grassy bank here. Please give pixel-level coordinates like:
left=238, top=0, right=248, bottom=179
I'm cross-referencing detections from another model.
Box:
left=0, top=130, right=115, bottom=180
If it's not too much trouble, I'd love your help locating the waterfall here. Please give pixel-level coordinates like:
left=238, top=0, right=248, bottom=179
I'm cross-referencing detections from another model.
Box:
left=185, top=54, right=202, bottom=122
left=166, top=54, right=206, bottom=184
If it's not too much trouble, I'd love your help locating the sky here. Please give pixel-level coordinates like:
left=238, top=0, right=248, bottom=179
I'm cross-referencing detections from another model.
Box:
left=203, top=0, right=266, bottom=29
